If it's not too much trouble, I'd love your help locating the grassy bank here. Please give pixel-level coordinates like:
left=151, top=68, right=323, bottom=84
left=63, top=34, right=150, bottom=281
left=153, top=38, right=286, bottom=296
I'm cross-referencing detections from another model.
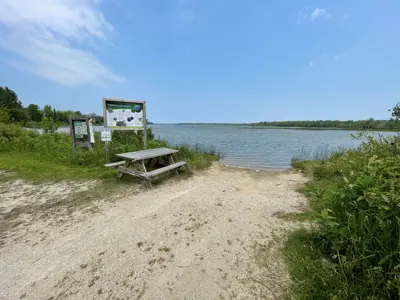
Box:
left=285, top=132, right=400, bottom=299
left=0, top=123, right=219, bottom=181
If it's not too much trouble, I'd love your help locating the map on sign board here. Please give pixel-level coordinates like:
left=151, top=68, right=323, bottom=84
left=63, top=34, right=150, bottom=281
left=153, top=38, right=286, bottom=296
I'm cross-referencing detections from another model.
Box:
left=74, top=121, right=88, bottom=139
left=104, top=100, right=144, bottom=129
left=70, top=117, right=93, bottom=149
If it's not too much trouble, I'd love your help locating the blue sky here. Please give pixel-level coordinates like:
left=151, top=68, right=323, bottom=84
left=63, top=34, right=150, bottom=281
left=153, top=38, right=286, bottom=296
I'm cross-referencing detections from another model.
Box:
left=0, top=0, right=399, bottom=123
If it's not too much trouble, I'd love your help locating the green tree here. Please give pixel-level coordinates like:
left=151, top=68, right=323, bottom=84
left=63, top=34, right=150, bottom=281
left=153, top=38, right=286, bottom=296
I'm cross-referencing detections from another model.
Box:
left=391, top=103, right=400, bottom=120
left=43, top=105, right=53, bottom=118
left=26, top=104, right=43, bottom=122
left=9, top=108, right=28, bottom=125
left=0, top=87, right=22, bottom=109
left=0, top=108, right=10, bottom=123
left=41, top=116, right=59, bottom=133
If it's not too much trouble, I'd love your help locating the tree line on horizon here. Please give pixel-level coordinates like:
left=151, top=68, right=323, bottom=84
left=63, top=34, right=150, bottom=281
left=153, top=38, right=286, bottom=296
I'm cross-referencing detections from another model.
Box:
left=0, top=86, right=104, bottom=128
left=251, top=119, right=400, bottom=129
left=252, top=104, right=400, bottom=130
left=2, top=86, right=400, bottom=130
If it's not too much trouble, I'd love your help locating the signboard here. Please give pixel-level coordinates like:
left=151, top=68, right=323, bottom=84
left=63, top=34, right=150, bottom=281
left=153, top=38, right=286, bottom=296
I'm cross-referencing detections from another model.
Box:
left=103, top=98, right=146, bottom=130
left=70, top=116, right=93, bottom=149
left=74, top=121, right=84, bottom=139
left=101, top=131, right=112, bottom=142
left=103, top=97, right=148, bottom=149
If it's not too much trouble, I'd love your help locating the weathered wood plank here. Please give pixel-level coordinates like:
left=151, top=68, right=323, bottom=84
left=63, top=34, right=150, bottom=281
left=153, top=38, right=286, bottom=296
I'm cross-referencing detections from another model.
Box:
left=104, top=161, right=126, bottom=168
left=143, top=161, right=186, bottom=178
left=116, top=148, right=178, bottom=161
left=117, top=166, right=147, bottom=179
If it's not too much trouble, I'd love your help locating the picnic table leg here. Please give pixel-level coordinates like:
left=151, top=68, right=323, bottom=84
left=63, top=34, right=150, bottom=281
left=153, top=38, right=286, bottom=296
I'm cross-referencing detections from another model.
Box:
left=168, top=155, right=179, bottom=175
left=139, top=160, right=153, bottom=187
left=117, top=160, right=133, bottom=178
left=148, top=157, right=158, bottom=169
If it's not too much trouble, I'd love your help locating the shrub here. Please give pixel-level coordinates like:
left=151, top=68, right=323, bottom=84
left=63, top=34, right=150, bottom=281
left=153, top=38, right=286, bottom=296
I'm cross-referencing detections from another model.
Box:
left=288, top=134, right=400, bottom=299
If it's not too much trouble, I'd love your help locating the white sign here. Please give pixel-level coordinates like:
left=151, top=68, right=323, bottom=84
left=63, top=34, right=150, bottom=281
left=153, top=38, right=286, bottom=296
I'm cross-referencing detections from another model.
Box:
left=101, top=131, right=112, bottom=142
left=103, top=99, right=145, bottom=129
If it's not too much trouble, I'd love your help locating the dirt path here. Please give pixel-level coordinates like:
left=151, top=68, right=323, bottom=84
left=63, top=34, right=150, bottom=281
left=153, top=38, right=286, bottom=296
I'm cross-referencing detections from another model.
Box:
left=0, top=165, right=307, bottom=300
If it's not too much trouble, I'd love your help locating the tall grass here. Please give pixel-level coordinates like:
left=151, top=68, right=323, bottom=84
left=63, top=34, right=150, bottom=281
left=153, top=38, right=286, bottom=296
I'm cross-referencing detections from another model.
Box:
left=0, top=123, right=219, bottom=179
left=286, top=132, right=400, bottom=299
left=290, top=144, right=341, bottom=170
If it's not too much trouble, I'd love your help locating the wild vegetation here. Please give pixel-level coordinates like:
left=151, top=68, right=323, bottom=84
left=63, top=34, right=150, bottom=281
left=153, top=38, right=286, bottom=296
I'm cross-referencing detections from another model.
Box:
left=0, top=123, right=218, bottom=181
left=285, top=104, right=400, bottom=299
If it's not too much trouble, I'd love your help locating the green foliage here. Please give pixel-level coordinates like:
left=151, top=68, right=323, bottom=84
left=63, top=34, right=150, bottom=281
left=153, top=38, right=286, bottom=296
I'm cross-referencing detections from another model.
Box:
left=286, top=133, right=400, bottom=299
left=390, top=102, right=400, bottom=120
left=26, top=104, right=43, bottom=122
left=283, top=229, right=345, bottom=299
left=0, top=109, right=10, bottom=123
left=9, top=108, right=29, bottom=125
left=0, top=86, right=22, bottom=109
left=41, top=117, right=59, bottom=133
left=0, top=122, right=38, bottom=140
left=252, top=119, right=400, bottom=130
left=0, top=124, right=218, bottom=180
left=43, top=105, right=53, bottom=118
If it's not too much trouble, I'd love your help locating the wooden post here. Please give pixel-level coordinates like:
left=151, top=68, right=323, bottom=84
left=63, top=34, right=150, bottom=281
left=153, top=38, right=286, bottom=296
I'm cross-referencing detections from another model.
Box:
left=70, top=116, right=75, bottom=153
left=143, top=101, right=148, bottom=149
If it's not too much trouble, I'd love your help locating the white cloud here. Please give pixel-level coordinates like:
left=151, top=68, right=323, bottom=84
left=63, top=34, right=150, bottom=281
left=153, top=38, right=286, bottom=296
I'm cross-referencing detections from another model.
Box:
left=310, top=8, right=331, bottom=21
left=0, top=0, right=125, bottom=86
left=297, top=7, right=331, bottom=24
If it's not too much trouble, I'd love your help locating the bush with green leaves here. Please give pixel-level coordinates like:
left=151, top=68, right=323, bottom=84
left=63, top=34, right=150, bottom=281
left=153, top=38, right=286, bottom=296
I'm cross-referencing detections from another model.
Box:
left=289, top=133, right=400, bottom=299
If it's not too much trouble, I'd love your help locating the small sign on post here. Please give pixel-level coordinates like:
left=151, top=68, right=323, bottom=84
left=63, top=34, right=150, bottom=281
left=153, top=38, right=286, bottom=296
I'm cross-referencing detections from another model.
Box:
left=101, top=130, right=112, bottom=162
left=101, top=131, right=112, bottom=142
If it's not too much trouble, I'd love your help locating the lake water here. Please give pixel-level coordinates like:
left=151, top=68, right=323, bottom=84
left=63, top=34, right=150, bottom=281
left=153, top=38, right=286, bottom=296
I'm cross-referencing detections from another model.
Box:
left=150, top=125, right=393, bottom=170
left=56, top=124, right=393, bottom=170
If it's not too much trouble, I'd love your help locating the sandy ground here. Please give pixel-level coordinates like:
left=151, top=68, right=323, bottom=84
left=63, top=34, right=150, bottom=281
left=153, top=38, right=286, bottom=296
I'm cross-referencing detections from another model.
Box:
left=0, top=164, right=308, bottom=300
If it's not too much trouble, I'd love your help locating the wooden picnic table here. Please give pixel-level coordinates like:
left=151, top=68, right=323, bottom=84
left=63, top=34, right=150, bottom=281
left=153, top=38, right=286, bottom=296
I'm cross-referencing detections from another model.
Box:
left=105, top=147, right=186, bottom=186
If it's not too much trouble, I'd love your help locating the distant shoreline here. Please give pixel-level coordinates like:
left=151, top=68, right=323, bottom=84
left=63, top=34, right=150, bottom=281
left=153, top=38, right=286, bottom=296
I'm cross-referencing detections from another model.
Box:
left=172, top=123, right=400, bottom=132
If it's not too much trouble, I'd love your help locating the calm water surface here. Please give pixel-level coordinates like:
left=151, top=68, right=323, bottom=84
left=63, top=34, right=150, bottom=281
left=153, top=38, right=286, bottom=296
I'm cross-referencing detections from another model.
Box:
left=150, top=125, right=393, bottom=169
left=57, top=124, right=392, bottom=170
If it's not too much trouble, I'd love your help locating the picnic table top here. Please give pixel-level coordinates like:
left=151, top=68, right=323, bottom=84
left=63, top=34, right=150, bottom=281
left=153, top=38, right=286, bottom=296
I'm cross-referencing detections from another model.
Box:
left=116, top=147, right=178, bottom=161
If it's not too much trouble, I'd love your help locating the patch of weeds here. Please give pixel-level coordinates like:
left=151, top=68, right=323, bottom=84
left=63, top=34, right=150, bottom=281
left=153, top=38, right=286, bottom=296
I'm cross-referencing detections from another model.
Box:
left=272, top=211, right=314, bottom=222
left=283, top=229, right=344, bottom=299
left=158, top=246, right=171, bottom=252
